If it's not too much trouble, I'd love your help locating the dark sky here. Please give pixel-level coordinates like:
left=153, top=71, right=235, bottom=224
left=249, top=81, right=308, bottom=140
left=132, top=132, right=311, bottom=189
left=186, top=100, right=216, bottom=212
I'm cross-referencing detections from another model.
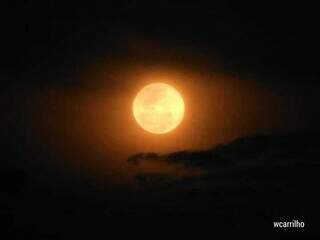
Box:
left=1, top=1, right=320, bottom=237
left=2, top=1, right=320, bottom=86
left=0, top=0, right=319, bottom=172
left=1, top=0, right=320, bottom=180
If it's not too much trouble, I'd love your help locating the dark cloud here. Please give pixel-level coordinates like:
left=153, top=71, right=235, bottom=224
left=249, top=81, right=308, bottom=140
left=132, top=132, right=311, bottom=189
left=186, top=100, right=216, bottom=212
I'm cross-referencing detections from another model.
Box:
left=128, top=133, right=319, bottom=171
left=2, top=123, right=319, bottom=236
left=126, top=133, right=320, bottom=234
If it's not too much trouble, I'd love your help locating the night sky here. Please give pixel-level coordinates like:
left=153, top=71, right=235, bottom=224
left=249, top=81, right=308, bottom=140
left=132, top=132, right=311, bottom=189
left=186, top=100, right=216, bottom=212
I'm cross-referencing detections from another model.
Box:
left=1, top=1, right=320, bottom=238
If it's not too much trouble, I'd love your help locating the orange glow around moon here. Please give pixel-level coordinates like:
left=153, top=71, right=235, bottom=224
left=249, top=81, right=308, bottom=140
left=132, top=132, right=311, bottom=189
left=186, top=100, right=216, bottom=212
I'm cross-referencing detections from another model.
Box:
left=133, top=83, right=185, bottom=134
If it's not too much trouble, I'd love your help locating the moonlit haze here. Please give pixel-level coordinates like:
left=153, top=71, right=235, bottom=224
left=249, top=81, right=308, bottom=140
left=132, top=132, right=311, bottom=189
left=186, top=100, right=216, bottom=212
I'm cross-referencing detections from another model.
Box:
left=2, top=2, right=320, bottom=236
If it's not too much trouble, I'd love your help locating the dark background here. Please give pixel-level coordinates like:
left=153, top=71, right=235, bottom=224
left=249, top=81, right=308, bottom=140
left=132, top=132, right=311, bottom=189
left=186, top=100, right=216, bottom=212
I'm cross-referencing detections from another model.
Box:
left=2, top=1, right=320, bottom=85
left=1, top=0, right=320, bottom=238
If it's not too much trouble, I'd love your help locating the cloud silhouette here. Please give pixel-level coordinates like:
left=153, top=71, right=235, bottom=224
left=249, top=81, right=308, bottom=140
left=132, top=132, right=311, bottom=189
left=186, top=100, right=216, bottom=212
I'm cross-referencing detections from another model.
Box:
left=128, top=133, right=319, bottom=174
left=126, top=132, right=320, bottom=234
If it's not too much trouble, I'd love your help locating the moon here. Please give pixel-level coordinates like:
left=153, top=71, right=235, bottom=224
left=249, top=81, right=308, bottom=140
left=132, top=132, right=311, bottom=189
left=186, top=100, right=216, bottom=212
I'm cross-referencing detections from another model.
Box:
left=133, top=83, right=185, bottom=134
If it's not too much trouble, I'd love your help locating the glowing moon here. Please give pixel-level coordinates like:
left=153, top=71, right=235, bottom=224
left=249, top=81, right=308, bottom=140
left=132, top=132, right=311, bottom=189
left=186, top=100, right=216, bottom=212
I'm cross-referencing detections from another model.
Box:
left=133, top=83, right=185, bottom=134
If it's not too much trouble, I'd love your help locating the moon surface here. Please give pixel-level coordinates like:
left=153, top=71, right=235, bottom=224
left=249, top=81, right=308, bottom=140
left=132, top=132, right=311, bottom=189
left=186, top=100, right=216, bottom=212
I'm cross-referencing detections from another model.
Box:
left=133, top=83, right=185, bottom=134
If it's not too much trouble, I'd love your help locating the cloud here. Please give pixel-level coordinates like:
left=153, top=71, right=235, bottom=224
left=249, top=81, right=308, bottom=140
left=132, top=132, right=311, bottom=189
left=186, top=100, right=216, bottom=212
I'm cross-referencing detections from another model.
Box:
left=125, top=132, right=320, bottom=230
left=127, top=132, right=320, bottom=196
left=128, top=133, right=318, bottom=173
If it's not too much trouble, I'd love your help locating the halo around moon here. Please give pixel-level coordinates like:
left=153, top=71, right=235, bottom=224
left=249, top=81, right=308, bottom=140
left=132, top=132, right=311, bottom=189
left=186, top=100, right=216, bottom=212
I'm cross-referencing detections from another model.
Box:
left=133, top=83, right=185, bottom=134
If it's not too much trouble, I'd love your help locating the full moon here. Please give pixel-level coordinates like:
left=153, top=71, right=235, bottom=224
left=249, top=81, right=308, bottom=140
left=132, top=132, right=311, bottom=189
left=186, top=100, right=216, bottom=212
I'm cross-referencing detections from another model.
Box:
left=133, top=83, right=185, bottom=134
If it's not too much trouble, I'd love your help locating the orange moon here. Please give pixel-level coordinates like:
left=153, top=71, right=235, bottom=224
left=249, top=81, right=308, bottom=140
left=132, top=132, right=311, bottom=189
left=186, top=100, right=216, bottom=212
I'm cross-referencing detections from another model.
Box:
left=133, top=83, right=185, bottom=134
